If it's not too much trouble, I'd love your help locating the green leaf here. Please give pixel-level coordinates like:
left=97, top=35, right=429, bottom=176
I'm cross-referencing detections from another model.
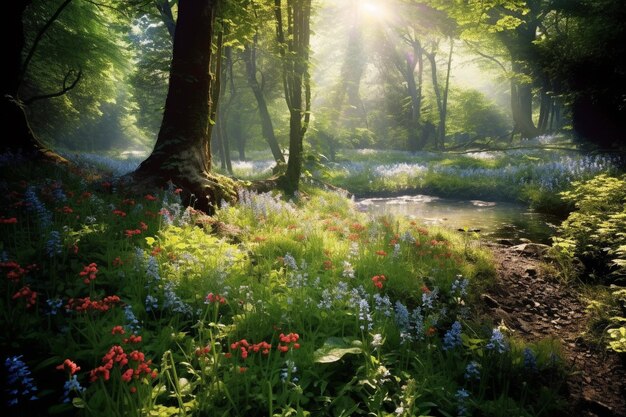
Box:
left=313, top=337, right=363, bottom=363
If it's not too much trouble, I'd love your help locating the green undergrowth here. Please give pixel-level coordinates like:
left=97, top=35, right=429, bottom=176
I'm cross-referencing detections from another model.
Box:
left=0, top=158, right=570, bottom=416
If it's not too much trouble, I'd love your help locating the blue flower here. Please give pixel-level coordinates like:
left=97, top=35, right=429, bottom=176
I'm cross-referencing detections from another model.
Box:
left=145, top=295, right=159, bottom=312
left=24, top=186, right=52, bottom=229
left=4, top=355, right=38, bottom=405
left=358, top=298, right=372, bottom=331
left=464, top=361, right=481, bottom=380
left=486, top=328, right=508, bottom=353
left=46, top=298, right=64, bottom=315
left=523, top=347, right=537, bottom=371
left=421, top=287, right=439, bottom=310
left=62, top=375, right=85, bottom=403
left=146, top=256, right=160, bottom=283
left=283, top=253, right=298, bottom=270
left=124, top=305, right=141, bottom=333
left=455, top=388, right=470, bottom=416
left=373, top=293, right=392, bottom=317
left=46, top=230, right=63, bottom=257
left=443, top=321, right=462, bottom=351
left=451, top=276, right=468, bottom=298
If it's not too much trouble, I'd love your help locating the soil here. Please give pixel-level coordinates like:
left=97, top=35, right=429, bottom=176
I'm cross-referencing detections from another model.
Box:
left=482, top=242, right=626, bottom=417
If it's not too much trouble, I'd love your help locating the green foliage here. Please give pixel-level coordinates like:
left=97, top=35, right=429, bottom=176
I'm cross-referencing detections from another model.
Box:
left=554, top=174, right=626, bottom=284
left=0, top=157, right=569, bottom=417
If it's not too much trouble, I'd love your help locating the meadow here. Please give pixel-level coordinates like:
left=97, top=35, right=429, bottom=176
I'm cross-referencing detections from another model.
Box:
left=0, top=155, right=570, bottom=417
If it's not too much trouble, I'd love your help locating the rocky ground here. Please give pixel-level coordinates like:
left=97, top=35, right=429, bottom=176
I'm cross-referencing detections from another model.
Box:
left=482, top=242, right=626, bottom=417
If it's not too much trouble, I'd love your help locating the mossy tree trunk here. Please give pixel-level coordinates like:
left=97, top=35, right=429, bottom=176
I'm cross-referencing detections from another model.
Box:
left=130, top=0, right=237, bottom=212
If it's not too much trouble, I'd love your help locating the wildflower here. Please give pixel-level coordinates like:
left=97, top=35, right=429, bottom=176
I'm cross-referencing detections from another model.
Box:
left=139, top=221, right=148, bottom=231
left=395, top=301, right=411, bottom=335
left=371, top=333, right=384, bottom=348
left=485, top=328, right=508, bottom=353
left=341, top=260, right=355, bottom=279
left=124, top=305, right=141, bottom=333
left=283, top=253, right=298, bottom=270
left=280, top=359, right=298, bottom=383
left=358, top=298, right=373, bottom=331
left=24, top=186, right=52, bottom=229
left=421, top=287, right=439, bottom=310
left=61, top=375, right=85, bottom=403
left=146, top=256, right=160, bottom=282
left=46, top=298, right=64, bottom=315
left=411, top=308, right=425, bottom=340
left=278, top=333, right=300, bottom=352
left=373, top=293, right=393, bottom=317
left=195, top=345, right=211, bottom=357
left=125, top=229, right=141, bottom=238
left=464, top=361, right=481, bottom=380
left=455, top=388, right=470, bottom=416
left=523, top=347, right=537, bottom=371
left=111, top=325, right=126, bottom=335
left=205, top=292, right=227, bottom=304
left=112, top=209, right=127, bottom=217
left=5, top=355, right=38, bottom=405
left=113, top=257, right=123, bottom=267
left=56, top=359, right=81, bottom=375
left=371, top=274, right=386, bottom=289
left=163, top=282, right=192, bottom=316
left=451, top=276, right=469, bottom=298
left=442, top=321, right=462, bottom=351
left=375, top=250, right=387, bottom=256
left=123, top=335, right=142, bottom=344
left=145, top=294, right=158, bottom=312
left=392, top=243, right=401, bottom=258
left=79, top=263, right=98, bottom=284
left=12, top=285, right=37, bottom=308
left=144, top=194, right=157, bottom=201
left=0, top=217, right=17, bottom=224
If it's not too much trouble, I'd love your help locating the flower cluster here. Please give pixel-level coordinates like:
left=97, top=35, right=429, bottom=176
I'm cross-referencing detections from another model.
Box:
left=12, top=285, right=37, bottom=308
left=5, top=355, right=39, bottom=406
left=66, top=295, right=121, bottom=312
left=205, top=292, right=227, bottom=304
left=229, top=339, right=273, bottom=359
left=371, top=274, right=387, bottom=289
left=79, top=263, right=98, bottom=284
left=442, top=321, right=462, bottom=351
left=89, top=345, right=157, bottom=391
left=1, top=261, right=35, bottom=283
left=0, top=217, right=18, bottom=224
left=278, top=333, right=301, bottom=352
left=56, top=359, right=81, bottom=375
left=486, top=328, right=508, bottom=353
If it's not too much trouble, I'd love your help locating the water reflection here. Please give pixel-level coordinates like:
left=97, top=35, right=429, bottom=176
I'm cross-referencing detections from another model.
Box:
left=356, top=195, right=560, bottom=244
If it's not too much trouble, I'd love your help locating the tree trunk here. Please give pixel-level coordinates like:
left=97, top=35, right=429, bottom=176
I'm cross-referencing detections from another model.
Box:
left=426, top=49, right=443, bottom=149
left=274, top=0, right=312, bottom=195
left=243, top=40, right=285, bottom=164
left=2, top=1, right=66, bottom=162
left=439, top=40, right=453, bottom=150
left=155, top=0, right=176, bottom=39
left=131, top=0, right=237, bottom=211
left=405, top=41, right=423, bottom=152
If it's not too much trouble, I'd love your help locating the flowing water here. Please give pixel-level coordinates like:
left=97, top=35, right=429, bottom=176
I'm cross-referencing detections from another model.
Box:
left=356, top=195, right=561, bottom=244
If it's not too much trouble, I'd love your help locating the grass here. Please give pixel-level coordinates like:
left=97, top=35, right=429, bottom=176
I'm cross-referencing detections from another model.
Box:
left=0, top=155, right=570, bottom=416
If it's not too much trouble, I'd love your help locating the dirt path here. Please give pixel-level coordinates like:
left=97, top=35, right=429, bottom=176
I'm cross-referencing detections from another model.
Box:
left=482, top=242, right=626, bottom=417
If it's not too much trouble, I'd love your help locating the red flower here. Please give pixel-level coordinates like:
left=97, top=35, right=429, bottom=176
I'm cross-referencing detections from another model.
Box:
left=205, top=292, right=227, bottom=304
left=12, top=285, right=37, bottom=308
left=144, top=194, right=157, bottom=201
left=123, top=335, right=142, bottom=344
left=129, top=386, right=137, bottom=393
left=375, top=250, right=387, bottom=256
left=112, top=209, right=126, bottom=217
left=79, top=263, right=98, bottom=284
left=113, top=257, right=123, bottom=267
left=111, top=325, right=125, bottom=335
left=62, top=206, right=73, bottom=214
left=195, top=345, right=211, bottom=357
left=371, top=275, right=387, bottom=289
left=139, top=221, right=148, bottom=231
left=174, top=188, right=183, bottom=195
left=124, top=229, right=142, bottom=238
left=56, top=359, right=81, bottom=375
left=0, top=217, right=17, bottom=224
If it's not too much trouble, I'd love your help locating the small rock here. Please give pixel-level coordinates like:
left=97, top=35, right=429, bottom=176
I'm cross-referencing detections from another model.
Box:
left=481, top=294, right=500, bottom=308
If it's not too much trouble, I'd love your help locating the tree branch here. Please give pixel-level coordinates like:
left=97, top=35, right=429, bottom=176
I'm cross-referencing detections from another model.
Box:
left=24, top=69, right=82, bottom=105
left=19, top=0, right=74, bottom=91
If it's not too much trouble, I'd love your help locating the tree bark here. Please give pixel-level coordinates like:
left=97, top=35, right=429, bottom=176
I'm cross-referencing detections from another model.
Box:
left=131, top=0, right=237, bottom=211
left=2, top=1, right=67, bottom=162
left=274, top=0, right=312, bottom=195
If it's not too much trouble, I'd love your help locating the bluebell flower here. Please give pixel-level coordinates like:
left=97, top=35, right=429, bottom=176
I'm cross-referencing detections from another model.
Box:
left=373, top=293, right=392, bottom=317
left=163, top=282, right=192, bottom=315
left=46, top=230, right=63, bottom=257
left=124, top=305, right=141, bottom=333
left=145, top=295, right=159, bottom=312
left=451, top=276, right=468, bottom=298
left=52, top=185, right=67, bottom=202
left=280, top=360, right=298, bottom=383
left=358, top=298, right=373, bottom=331
left=486, top=328, right=508, bottom=353
left=392, top=243, right=401, bottom=258
left=46, top=298, right=64, bottom=315
left=464, top=361, right=481, bottom=380
left=62, top=375, right=85, bottom=403
left=394, top=301, right=410, bottom=331
left=24, top=186, right=52, bottom=229
left=411, top=308, right=424, bottom=341
left=421, top=287, right=439, bottom=310
left=443, top=321, right=462, bottom=351
left=146, top=256, right=160, bottom=283
left=523, top=347, right=537, bottom=371
left=455, top=388, right=470, bottom=416
left=283, top=253, right=298, bottom=270
left=5, top=355, right=38, bottom=405
left=317, top=289, right=333, bottom=309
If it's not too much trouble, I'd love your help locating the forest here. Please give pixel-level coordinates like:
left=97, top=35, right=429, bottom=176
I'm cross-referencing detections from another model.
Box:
left=2, top=0, right=626, bottom=416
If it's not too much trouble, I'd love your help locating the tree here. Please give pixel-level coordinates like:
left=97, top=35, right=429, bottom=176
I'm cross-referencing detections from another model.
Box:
left=130, top=0, right=237, bottom=211
left=274, top=0, right=312, bottom=194
left=3, top=1, right=69, bottom=160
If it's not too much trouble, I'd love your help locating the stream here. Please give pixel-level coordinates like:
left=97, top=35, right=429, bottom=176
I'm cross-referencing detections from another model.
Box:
left=355, top=195, right=561, bottom=244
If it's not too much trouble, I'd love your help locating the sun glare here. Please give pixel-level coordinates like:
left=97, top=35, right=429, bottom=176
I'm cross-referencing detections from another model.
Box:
left=359, top=1, right=388, bottom=20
